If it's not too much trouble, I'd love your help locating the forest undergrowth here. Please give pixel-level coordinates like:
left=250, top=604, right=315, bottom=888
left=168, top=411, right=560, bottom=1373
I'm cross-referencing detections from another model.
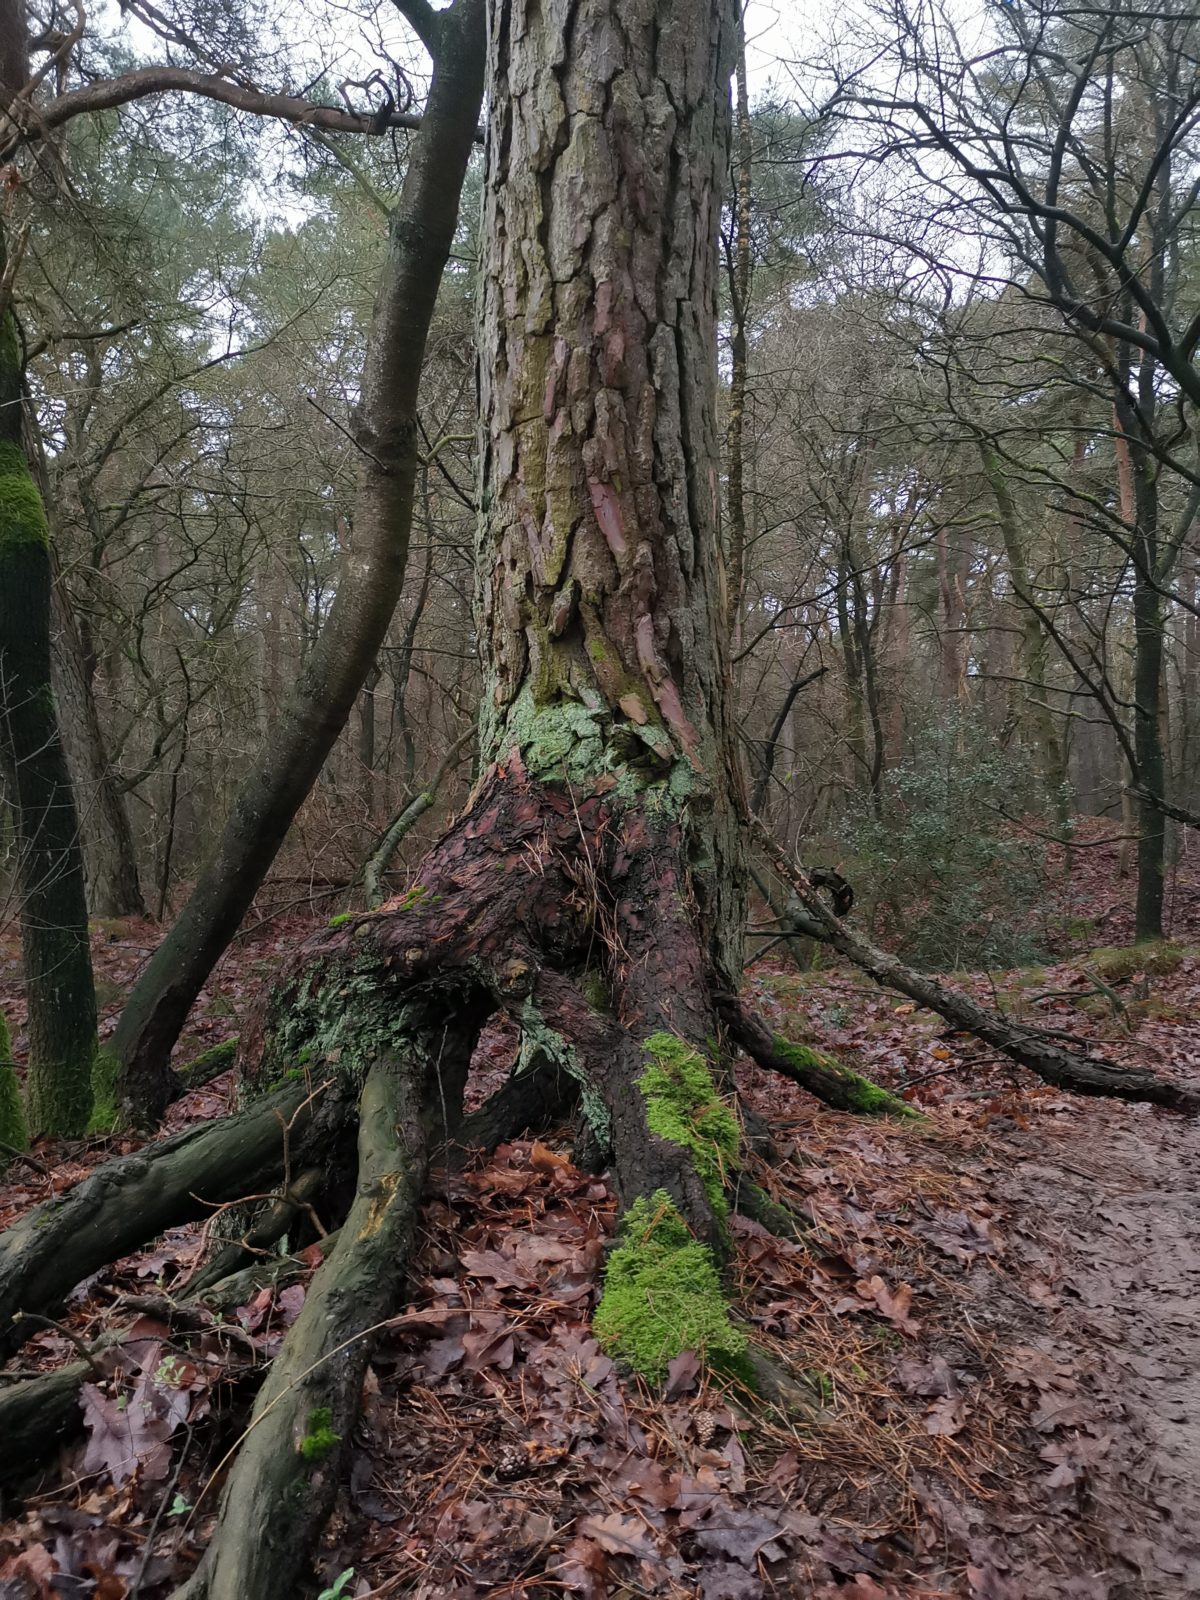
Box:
left=0, top=821, right=1197, bottom=1599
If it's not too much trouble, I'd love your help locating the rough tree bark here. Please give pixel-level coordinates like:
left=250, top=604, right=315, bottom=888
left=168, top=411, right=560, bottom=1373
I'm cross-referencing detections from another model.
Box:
left=0, top=1, right=97, bottom=1135
left=108, top=0, right=488, bottom=1123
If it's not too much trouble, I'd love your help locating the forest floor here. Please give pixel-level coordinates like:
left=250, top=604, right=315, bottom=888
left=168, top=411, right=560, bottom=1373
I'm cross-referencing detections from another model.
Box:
left=1, top=821, right=1198, bottom=1599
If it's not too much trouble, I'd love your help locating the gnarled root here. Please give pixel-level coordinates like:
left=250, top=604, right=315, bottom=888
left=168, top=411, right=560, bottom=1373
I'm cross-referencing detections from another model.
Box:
left=175, top=1056, right=428, bottom=1600
left=0, top=1080, right=354, bottom=1360
left=721, top=1000, right=920, bottom=1120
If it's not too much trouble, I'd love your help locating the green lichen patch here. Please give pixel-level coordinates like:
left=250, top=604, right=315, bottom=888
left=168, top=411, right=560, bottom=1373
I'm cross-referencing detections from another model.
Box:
left=254, top=955, right=427, bottom=1093
left=298, top=1406, right=340, bottom=1463
left=638, top=1033, right=739, bottom=1212
left=593, top=1192, right=748, bottom=1383
left=0, top=1011, right=28, bottom=1164
left=517, top=998, right=611, bottom=1148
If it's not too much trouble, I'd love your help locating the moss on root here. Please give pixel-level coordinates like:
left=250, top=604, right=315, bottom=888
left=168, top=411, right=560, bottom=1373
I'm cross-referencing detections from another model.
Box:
left=0, top=1012, right=28, bottom=1164
left=770, top=1034, right=921, bottom=1120
left=298, top=1406, right=340, bottom=1463
left=594, top=1192, right=748, bottom=1383
left=638, top=1033, right=739, bottom=1213
left=182, top=1036, right=239, bottom=1081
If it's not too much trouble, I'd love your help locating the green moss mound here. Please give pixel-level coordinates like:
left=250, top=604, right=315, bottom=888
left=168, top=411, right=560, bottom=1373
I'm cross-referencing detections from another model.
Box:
left=594, top=1193, right=748, bottom=1383
left=638, top=1033, right=739, bottom=1211
left=0, top=1011, right=28, bottom=1163
left=1086, top=942, right=1185, bottom=982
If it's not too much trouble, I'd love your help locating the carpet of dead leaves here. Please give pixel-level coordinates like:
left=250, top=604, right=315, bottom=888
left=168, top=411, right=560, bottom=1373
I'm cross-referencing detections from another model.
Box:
left=1, top=821, right=1198, bottom=1599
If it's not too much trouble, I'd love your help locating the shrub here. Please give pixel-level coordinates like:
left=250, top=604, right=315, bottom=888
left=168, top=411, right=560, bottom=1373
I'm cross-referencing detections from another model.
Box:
left=833, top=710, right=1049, bottom=971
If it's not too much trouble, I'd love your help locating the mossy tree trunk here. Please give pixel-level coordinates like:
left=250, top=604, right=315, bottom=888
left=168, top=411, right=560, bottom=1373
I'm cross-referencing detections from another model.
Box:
left=0, top=7, right=98, bottom=1137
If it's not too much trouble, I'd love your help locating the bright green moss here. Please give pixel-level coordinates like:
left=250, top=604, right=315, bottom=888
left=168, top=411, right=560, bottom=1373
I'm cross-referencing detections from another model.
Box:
left=298, top=1406, right=340, bottom=1463
left=327, top=913, right=353, bottom=929
left=638, top=1033, right=739, bottom=1212
left=594, top=1193, right=748, bottom=1382
left=0, top=439, right=50, bottom=550
left=0, top=1011, right=28, bottom=1163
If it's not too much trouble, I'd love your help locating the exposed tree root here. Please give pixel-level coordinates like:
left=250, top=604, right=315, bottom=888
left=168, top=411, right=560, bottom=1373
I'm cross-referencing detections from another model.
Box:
left=723, top=1000, right=921, bottom=1119
left=0, top=772, right=930, bottom=1594
left=174, top=1057, right=428, bottom=1600
left=0, top=1359, right=99, bottom=1488
left=732, top=1178, right=810, bottom=1243
left=0, top=1080, right=354, bottom=1360
left=177, top=1036, right=240, bottom=1090
left=184, top=1168, right=325, bottom=1297
left=754, top=825, right=1200, bottom=1114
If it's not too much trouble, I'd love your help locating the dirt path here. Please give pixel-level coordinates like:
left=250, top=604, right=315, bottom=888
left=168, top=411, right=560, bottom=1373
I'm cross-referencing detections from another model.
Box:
left=979, top=1100, right=1200, bottom=1598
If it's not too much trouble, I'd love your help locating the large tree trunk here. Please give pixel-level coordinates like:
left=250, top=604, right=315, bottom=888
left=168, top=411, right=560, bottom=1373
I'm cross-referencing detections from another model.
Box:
left=0, top=4, right=98, bottom=1136
left=108, top=1, right=488, bottom=1123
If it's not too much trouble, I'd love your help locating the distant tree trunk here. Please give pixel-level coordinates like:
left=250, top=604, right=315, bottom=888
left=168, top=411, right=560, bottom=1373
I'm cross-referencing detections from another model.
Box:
left=0, top=6, right=97, bottom=1134
left=979, top=444, right=1069, bottom=823
left=109, top=2, right=488, bottom=1123
left=49, top=575, right=147, bottom=918
left=724, top=4, right=752, bottom=633
left=1131, top=459, right=1166, bottom=939
left=1113, top=409, right=1166, bottom=939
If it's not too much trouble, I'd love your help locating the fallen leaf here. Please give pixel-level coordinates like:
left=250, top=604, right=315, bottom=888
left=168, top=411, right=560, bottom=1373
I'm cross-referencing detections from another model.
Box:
left=577, top=1512, right=659, bottom=1560
left=924, top=1395, right=969, bottom=1436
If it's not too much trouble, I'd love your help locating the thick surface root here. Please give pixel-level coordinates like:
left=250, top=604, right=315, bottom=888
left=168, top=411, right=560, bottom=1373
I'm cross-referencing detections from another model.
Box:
left=0, top=1359, right=98, bottom=1489
left=0, top=1081, right=348, bottom=1360
left=175, top=1058, right=428, bottom=1600
left=723, top=1001, right=920, bottom=1119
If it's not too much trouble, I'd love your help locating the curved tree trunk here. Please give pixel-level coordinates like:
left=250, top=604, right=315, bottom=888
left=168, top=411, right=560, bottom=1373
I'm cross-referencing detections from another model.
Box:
left=109, top=0, right=488, bottom=1124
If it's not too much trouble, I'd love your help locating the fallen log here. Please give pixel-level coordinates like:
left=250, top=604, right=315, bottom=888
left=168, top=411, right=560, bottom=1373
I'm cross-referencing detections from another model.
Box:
left=754, top=824, right=1199, bottom=1114
left=0, top=1080, right=350, bottom=1359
